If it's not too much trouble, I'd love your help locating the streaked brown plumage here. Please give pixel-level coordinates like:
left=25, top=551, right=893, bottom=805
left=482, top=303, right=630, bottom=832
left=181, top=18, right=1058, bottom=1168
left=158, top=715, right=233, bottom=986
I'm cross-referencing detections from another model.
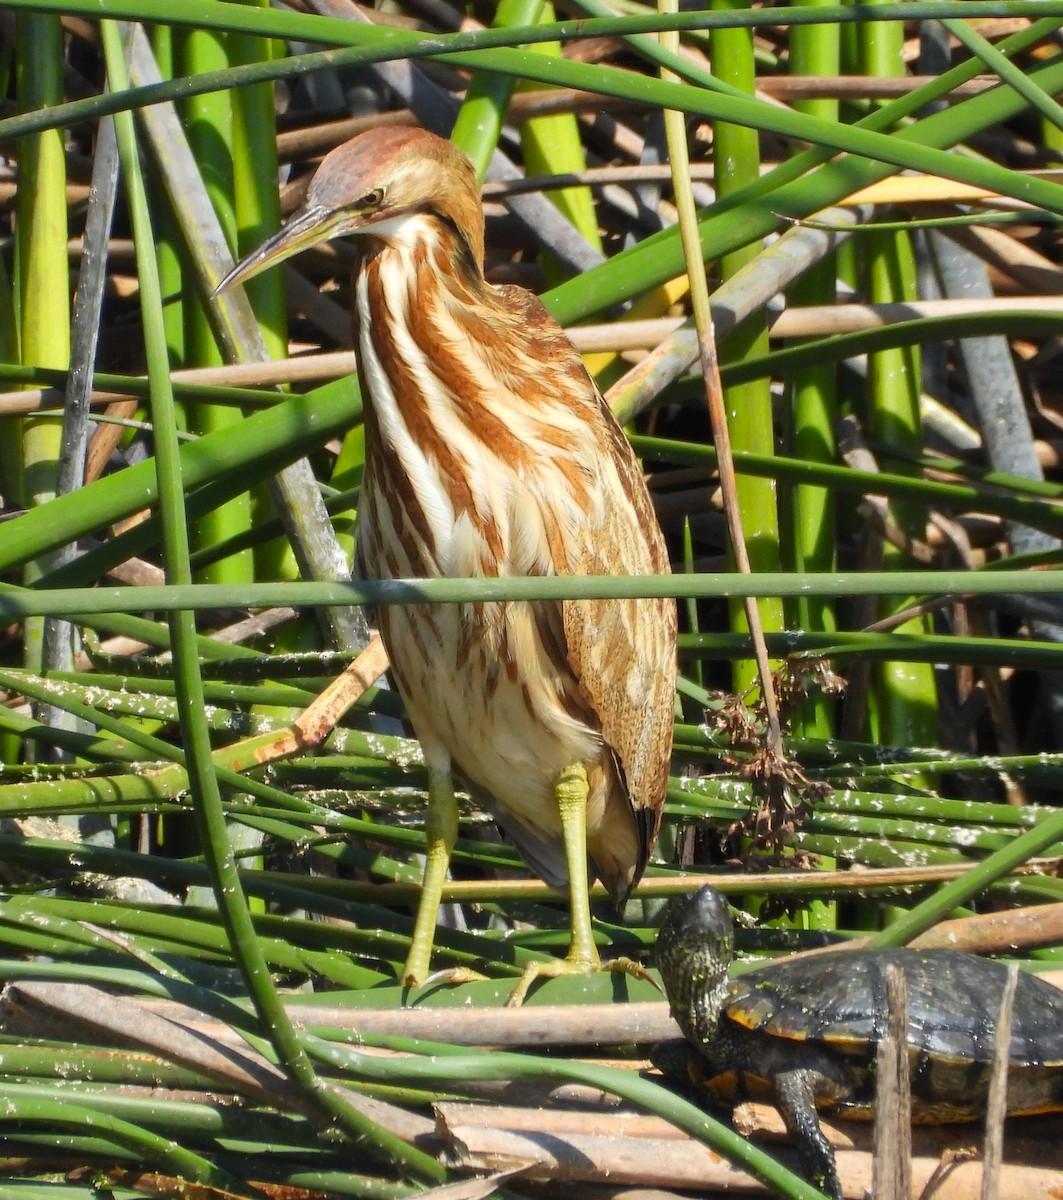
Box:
left=219, top=127, right=676, bottom=998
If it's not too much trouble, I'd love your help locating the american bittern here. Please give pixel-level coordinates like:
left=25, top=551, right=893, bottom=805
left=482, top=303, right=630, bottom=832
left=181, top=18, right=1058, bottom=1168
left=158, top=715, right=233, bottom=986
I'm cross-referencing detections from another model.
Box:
left=220, top=128, right=676, bottom=1000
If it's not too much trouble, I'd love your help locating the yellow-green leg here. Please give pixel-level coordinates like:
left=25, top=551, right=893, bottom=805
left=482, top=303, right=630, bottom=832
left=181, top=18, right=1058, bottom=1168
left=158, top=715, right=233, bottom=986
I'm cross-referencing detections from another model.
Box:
left=555, top=761, right=599, bottom=968
left=401, top=765, right=458, bottom=986
left=506, top=762, right=650, bottom=1007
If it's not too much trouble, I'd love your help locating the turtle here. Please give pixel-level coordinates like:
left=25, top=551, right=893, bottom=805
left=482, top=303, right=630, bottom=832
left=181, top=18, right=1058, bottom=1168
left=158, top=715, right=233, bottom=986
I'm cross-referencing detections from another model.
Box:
left=654, top=885, right=1063, bottom=1199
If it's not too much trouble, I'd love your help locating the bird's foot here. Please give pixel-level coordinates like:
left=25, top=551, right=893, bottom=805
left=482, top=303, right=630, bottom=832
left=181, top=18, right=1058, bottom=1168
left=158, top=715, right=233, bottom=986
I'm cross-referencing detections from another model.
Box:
left=505, top=954, right=660, bottom=1008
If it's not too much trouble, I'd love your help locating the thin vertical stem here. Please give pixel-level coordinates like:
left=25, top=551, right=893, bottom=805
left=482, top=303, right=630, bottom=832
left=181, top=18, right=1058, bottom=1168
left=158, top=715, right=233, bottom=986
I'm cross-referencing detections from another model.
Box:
left=659, top=3, right=782, bottom=753
left=980, top=963, right=1018, bottom=1200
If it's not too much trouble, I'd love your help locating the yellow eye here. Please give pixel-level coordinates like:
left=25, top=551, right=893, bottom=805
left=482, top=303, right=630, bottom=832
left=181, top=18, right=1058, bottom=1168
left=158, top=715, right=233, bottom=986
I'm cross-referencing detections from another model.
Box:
left=360, top=188, right=384, bottom=208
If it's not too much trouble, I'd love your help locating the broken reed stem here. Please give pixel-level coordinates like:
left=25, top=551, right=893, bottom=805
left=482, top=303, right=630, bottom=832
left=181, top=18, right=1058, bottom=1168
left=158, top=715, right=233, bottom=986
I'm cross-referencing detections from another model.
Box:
left=874, top=963, right=912, bottom=1200
left=981, top=962, right=1019, bottom=1200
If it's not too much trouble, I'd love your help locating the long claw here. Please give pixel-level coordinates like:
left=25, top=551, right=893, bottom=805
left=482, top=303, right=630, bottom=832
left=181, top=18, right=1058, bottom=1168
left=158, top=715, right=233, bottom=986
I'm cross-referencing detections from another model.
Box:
left=505, top=954, right=655, bottom=1008
left=504, top=761, right=659, bottom=1007
left=418, top=965, right=489, bottom=989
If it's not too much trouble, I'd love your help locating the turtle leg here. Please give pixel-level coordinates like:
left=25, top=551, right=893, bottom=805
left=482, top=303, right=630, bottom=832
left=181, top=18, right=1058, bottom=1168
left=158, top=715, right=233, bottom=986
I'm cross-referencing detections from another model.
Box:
left=773, top=1069, right=842, bottom=1200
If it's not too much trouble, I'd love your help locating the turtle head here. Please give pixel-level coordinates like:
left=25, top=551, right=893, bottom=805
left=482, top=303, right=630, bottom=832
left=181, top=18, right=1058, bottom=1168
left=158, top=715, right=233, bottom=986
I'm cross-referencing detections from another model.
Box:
left=656, top=887, right=735, bottom=1046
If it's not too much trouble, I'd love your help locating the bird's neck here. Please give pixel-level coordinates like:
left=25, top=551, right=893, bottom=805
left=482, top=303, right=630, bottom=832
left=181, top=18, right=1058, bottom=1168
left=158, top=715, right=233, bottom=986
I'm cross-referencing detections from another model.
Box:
left=356, top=212, right=485, bottom=301
left=350, top=214, right=502, bottom=486
left=350, top=217, right=507, bottom=437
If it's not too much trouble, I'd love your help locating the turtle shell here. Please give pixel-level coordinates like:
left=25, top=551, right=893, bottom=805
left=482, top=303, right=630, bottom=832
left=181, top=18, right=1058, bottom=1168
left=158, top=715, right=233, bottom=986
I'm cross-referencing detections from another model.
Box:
left=720, top=946, right=1063, bottom=1118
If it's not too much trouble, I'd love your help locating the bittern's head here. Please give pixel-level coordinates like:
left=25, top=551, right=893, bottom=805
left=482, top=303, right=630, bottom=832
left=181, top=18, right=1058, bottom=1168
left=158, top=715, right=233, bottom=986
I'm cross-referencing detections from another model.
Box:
left=215, top=127, right=483, bottom=294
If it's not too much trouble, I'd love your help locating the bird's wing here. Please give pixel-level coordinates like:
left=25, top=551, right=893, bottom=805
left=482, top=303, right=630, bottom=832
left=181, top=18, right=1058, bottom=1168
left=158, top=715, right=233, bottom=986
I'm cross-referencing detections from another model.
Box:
left=492, top=285, right=676, bottom=861
left=560, top=388, right=677, bottom=847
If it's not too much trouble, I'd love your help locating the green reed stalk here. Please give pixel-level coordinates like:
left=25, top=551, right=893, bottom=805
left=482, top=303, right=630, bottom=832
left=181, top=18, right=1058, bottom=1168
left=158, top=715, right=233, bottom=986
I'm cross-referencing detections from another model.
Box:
left=230, top=1, right=297, bottom=580
left=518, top=2, right=603, bottom=278
left=14, top=14, right=68, bottom=675
left=854, top=12, right=938, bottom=750
left=227, top=0, right=288, bottom=875
left=780, top=0, right=844, bottom=923
left=708, top=0, right=784, bottom=694
left=785, top=0, right=840, bottom=740
left=229, top=11, right=284, bottom=360
left=870, top=799, right=1063, bottom=947
left=178, top=27, right=254, bottom=585
left=0, top=1093, right=245, bottom=1194
left=452, top=0, right=543, bottom=178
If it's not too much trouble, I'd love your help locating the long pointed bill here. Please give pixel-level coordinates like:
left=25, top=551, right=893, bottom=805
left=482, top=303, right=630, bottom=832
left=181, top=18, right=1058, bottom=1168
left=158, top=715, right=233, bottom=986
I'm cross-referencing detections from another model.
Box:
left=213, top=203, right=351, bottom=296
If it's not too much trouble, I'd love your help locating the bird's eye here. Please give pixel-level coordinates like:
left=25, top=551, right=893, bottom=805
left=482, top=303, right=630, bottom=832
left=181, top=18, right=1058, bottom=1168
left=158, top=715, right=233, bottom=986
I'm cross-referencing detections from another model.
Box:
left=359, top=188, right=385, bottom=209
